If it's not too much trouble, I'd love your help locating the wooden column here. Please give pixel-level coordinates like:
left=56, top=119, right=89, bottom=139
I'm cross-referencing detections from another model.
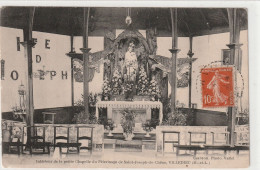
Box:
left=169, top=8, right=180, bottom=112
left=70, top=35, right=74, bottom=106
left=80, top=7, right=91, bottom=121
left=188, top=36, right=194, bottom=108
left=22, top=8, right=35, bottom=128
left=226, top=8, right=242, bottom=146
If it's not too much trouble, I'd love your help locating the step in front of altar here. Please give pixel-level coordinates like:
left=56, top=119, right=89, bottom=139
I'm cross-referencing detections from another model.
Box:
left=115, top=140, right=143, bottom=152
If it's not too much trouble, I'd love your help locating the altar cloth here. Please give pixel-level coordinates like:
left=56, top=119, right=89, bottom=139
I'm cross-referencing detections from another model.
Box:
left=95, top=101, right=163, bottom=123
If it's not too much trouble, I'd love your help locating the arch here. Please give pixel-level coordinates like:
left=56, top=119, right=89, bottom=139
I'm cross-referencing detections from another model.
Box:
left=110, top=29, right=151, bottom=54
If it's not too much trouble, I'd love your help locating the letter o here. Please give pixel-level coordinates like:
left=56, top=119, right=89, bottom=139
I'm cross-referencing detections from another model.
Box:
left=10, top=70, right=19, bottom=80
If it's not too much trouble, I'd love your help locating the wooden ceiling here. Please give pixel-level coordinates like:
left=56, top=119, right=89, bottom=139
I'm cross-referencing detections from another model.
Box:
left=0, top=7, right=248, bottom=37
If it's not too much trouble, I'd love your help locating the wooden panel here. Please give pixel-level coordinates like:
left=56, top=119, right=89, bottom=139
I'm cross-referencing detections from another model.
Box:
left=194, top=109, right=227, bottom=126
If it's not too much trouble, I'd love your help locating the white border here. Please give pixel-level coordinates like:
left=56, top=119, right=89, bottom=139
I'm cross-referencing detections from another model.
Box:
left=0, top=1, right=259, bottom=170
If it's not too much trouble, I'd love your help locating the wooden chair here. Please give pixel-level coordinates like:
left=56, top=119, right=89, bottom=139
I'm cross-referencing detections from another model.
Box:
left=161, top=131, right=180, bottom=155
left=27, top=126, right=51, bottom=155
left=76, top=126, right=94, bottom=155
left=188, top=131, right=207, bottom=145
left=54, top=126, right=81, bottom=157
left=211, top=131, right=229, bottom=145
left=2, top=125, right=25, bottom=156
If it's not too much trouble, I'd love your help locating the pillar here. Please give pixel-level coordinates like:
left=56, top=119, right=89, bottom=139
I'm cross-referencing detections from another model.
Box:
left=21, top=7, right=35, bottom=140
left=188, top=36, right=194, bottom=108
left=226, top=8, right=242, bottom=146
left=169, top=8, right=180, bottom=112
left=80, top=7, right=91, bottom=122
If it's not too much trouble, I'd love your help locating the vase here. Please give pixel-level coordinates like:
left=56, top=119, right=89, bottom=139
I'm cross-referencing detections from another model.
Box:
left=123, top=133, right=134, bottom=141
left=107, top=130, right=113, bottom=137
left=145, top=131, right=151, bottom=138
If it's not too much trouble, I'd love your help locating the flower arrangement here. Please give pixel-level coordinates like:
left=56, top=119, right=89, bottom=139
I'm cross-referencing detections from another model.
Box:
left=104, top=119, right=115, bottom=131
left=120, top=109, right=136, bottom=140
left=149, top=76, right=161, bottom=101
left=142, top=120, right=154, bottom=133
left=137, top=65, right=149, bottom=95
left=162, top=109, right=189, bottom=126
left=72, top=92, right=100, bottom=124
left=102, top=76, right=111, bottom=100
left=104, top=119, right=115, bottom=136
left=11, top=105, right=26, bottom=121
left=124, top=82, right=134, bottom=94
left=89, top=93, right=98, bottom=107
left=111, top=68, right=123, bottom=95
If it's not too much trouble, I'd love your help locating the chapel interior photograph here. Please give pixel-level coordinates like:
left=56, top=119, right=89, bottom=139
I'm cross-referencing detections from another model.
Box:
left=0, top=6, right=249, bottom=168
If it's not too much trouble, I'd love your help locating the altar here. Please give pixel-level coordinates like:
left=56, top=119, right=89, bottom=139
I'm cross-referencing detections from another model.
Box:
left=95, top=101, right=163, bottom=125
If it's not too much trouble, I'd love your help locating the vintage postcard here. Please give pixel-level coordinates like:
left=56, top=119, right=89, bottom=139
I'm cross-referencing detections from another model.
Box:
left=1, top=4, right=251, bottom=169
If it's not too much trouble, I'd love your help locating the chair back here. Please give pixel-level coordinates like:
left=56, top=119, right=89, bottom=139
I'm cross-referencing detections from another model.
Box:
left=76, top=126, right=94, bottom=150
left=54, top=126, right=70, bottom=147
left=28, top=126, right=46, bottom=144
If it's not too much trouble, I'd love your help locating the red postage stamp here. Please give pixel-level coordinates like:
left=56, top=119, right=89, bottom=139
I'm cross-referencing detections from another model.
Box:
left=201, top=67, right=234, bottom=107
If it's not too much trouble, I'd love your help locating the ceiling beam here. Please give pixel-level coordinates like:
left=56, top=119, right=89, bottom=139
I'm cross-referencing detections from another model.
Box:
left=181, top=9, right=193, bottom=36
left=199, top=9, right=212, bottom=30
left=221, top=9, right=229, bottom=25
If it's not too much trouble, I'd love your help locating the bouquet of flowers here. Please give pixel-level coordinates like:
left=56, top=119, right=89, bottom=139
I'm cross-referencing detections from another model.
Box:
left=104, top=119, right=115, bottom=131
left=142, top=120, right=154, bottom=133
left=102, top=77, right=111, bottom=100
left=111, top=68, right=123, bottom=95
left=137, top=65, right=149, bottom=95
left=124, top=82, right=134, bottom=94
left=149, top=76, right=161, bottom=101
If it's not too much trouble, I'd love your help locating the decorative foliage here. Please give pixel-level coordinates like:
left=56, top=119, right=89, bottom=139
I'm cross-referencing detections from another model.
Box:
left=111, top=69, right=123, bottom=95
left=149, top=76, right=161, bottom=100
left=124, top=82, right=134, bottom=94
left=137, top=65, right=149, bottom=95
left=142, top=119, right=159, bottom=133
left=162, top=109, right=195, bottom=126
left=89, top=93, right=98, bottom=107
left=73, top=58, right=95, bottom=82
left=72, top=92, right=100, bottom=124
left=72, top=111, right=89, bottom=124
left=102, top=77, right=111, bottom=100
left=104, top=119, right=115, bottom=131
left=120, top=109, right=136, bottom=134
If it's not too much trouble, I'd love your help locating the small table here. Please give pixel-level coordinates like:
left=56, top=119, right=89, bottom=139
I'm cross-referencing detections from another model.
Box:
left=42, top=112, right=56, bottom=124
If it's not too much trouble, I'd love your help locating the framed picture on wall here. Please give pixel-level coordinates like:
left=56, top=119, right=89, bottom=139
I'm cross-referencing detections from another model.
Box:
left=221, top=49, right=232, bottom=65
left=221, top=49, right=242, bottom=68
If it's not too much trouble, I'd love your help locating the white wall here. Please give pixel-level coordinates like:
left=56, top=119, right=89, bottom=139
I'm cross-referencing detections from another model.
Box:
left=1, top=27, right=72, bottom=112
left=32, top=31, right=71, bottom=109
left=1, top=27, right=26, bottom=112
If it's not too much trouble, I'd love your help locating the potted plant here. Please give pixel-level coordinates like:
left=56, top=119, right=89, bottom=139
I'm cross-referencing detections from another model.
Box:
left=120, top=109, right=136, bottom=141
left=104, top=119, right=115, bottom=137
left=142, top=119, right=159, bottom=137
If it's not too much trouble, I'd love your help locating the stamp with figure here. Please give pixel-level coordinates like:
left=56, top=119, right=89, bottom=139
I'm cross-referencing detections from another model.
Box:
left=201, top=67, right=234, bottom=108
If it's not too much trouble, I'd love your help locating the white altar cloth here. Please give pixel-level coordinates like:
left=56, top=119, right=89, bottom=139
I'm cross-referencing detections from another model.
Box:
left=95, top=101, right=163, bottom=123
